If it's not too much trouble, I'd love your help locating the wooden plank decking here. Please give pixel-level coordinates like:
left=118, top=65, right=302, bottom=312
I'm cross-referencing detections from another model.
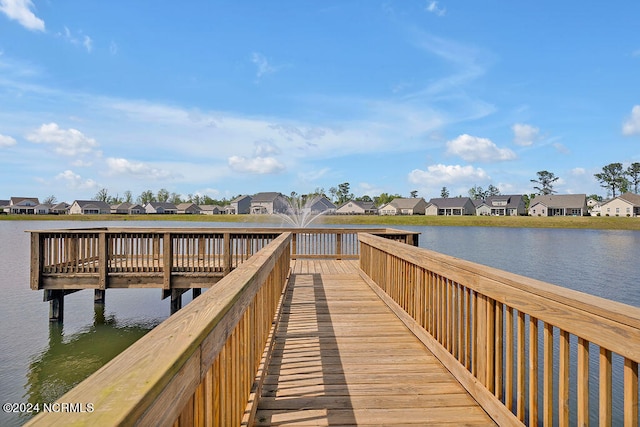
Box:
left=253, top=259, right=496, bottom=426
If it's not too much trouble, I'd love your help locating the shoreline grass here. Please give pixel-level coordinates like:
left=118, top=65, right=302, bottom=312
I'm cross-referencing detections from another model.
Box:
left=2, top=213, right=640, bottom=231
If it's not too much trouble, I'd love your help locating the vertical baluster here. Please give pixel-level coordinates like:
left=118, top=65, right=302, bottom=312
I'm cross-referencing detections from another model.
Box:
left=517, top=310, right=526, bottom=422
left=624, top=358, right=638, bottom=427
left=559, top=330, right=570, bottom=427
left=577, top=338, right=590, bottom=426
left=505, top=306, right=514, bottom=411
left=543, top=323, right=554, bottom=427
left=599, top=347, right=612, bottom=427
left=495, top=301, right=504, bottom=401
left=529, top=316, right=539, bottom=426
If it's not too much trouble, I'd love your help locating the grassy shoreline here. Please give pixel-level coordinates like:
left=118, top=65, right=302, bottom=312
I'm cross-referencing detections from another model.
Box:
left=2, top=214, right=640, bottom=230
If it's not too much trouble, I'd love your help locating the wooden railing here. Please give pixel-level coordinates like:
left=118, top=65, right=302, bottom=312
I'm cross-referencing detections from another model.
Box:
left=359, top=233, right=640, bottom=427
left=30, top=227, right=418, bottom=289
left=26, top=232, right=292, bottom=426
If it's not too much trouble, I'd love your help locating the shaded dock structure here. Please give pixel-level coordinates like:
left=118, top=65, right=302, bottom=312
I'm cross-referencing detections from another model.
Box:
left=26, top=227, right=640, bottom=426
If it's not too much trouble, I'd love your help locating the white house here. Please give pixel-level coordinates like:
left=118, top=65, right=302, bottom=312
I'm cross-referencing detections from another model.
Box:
left=69, top=200, right=112, bottom=215
left=144, top=202, right=178, bottom=214
left=425, top=197, right=476, bottom=216
left=199, top=205, right=223, bottom=215
left=176, top=203, right=202, bottom=214
left=528, top=194, right=588, bottom=216
left=474, top=195, right=526, bottom=216
left=378, top=198, right=427, bottom=215
left=335, top=200, right=377, bottom=215
left=8, top=197, right=39, bottom=214
left=598, top=193, right=640, bottom=217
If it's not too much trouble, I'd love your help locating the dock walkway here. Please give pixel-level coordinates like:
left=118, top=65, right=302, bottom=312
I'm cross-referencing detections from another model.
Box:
left=254, top=259, right=496, bottom=426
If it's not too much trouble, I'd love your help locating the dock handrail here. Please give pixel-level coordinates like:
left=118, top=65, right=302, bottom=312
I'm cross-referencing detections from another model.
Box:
left=30, top=227, right=419, bottom=290
left=358, top=233, right=640, bottom=426
left=26, top=232, right=292, bottom=426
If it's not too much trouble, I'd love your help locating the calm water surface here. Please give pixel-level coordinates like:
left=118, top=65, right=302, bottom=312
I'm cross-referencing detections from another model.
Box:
left=1, top=221, right=638, bottom=425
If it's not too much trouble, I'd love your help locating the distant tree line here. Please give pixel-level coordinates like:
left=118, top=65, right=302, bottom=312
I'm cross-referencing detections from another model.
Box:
left=38, top=163, right=640, bottom=211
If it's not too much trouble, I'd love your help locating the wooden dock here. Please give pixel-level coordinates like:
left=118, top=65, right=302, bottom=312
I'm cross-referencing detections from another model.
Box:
left=254, top=259, right=496, bottom=426
left=26, top=228, right=640, bottom=426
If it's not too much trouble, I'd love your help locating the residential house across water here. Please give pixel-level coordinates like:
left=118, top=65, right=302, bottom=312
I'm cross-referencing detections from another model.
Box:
left=474, top=195, right=526, bottom=216
left=599, top=193, right=640, bottom=217
left=335, top=200, right=378, bottom=215
left=425, top=197, right=476, bottom=216
left=528, top=194, right=588, bottom=216
left=69, top=200, right=111, bottom=215
left=378, top=197, right=427, bottom=215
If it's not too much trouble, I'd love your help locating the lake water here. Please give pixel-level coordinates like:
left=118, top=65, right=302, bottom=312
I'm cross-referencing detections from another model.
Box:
left=1, top=220, right=638, bottom=425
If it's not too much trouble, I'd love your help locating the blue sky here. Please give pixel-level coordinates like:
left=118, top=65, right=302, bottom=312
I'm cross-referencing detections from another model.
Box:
left=1, top=0, right=639, bottom=203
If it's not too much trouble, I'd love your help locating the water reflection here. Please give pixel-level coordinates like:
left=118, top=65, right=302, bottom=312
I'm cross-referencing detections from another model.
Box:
left=24, top=310, right=159, bottom=413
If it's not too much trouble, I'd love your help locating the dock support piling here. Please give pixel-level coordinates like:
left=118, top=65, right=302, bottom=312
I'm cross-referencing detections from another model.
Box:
left=94, top=289, right=106, bottom=304
left=46, top=290, right=65, bottom=322
left=170, top=289, right=183, bottom=314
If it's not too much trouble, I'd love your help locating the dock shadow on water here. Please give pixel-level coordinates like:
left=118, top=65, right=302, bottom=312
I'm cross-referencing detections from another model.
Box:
left=20, top=312, right=159, bottom=424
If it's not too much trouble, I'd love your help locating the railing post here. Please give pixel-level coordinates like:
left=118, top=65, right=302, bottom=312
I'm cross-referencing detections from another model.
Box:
left=223, top=232, right=232, bottom=274
left=163, top=232, right=172, bottom=290
left=98, top=232, right=107, bottom=291
left=336, top=233, right=342, bottom=260
left=30, top=232, right=41, bottom=290
left=291, top=232, right=297, bottom=260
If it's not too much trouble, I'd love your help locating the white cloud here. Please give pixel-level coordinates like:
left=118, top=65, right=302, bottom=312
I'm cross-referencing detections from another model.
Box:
left=553, top=142, right=570, bottom=154
left=0, top=133, right=17, bottom=147
left=228, top=155, right=285, bottom=174
left=408, top=164, right=488, bottom=186
left=253, top=140, right=281, bottom=157
left=622, top=105, right=640, bottom=136
left=512, top=123, right=540, bottom=146
left=83, top=35, right=93, bottom=53
left=0, top=0, right=44, bottom=32
left=426, top=1, right=446, bottom=16
left=446, top=134, right=516, bottom=162
left=571, top=167, right=586, bottom=175
left=106, top=157, right=173, bottom=179
left=109, top=41, right=118, bottom=55
left=251, top=52, right=276, bottom=79
left=55, top=170, right=99, bottom=190
left=57, top=26, right=93, bottom=52
left=26, top=123, right=100, bottom=157
left=298, top=167, right=330, bottom=183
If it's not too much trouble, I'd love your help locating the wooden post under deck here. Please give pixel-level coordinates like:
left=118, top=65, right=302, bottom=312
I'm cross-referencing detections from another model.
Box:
left=45, top=290, right=64, bottom=322
left=94, top=289, right=106, bottom=304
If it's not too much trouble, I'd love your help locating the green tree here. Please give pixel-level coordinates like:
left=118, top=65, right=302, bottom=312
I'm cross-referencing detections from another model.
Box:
left=594, top=163, right=628, bottom=198
left=357, top=195, right=373, bottom=202
left=95, top=188, right=109, bottom=202
left=123, top=190, right=133, bottom=203
left=487, top=184, right=500, bottom=196
left=531, top=171, right=559, bottom=195
left=328, top=187, right=338, bottom=203
left=374, top=193, right=402, bottom=206
left=468, top=185, right=486, bottom=200
left=137, top=190, right=155, bottom=205
left=440, top=187, right=449, bottom=198
left=169, top=192, right=182, bottom=205
left=157, top=188, right=170, bottom=202
left=336, top=182, right=353, bottom=205
left=626, top=162, right=640, bottom=194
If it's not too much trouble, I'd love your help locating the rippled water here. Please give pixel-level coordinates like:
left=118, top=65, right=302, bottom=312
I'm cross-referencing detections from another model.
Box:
left=1, top=221, right=638, bottom=425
